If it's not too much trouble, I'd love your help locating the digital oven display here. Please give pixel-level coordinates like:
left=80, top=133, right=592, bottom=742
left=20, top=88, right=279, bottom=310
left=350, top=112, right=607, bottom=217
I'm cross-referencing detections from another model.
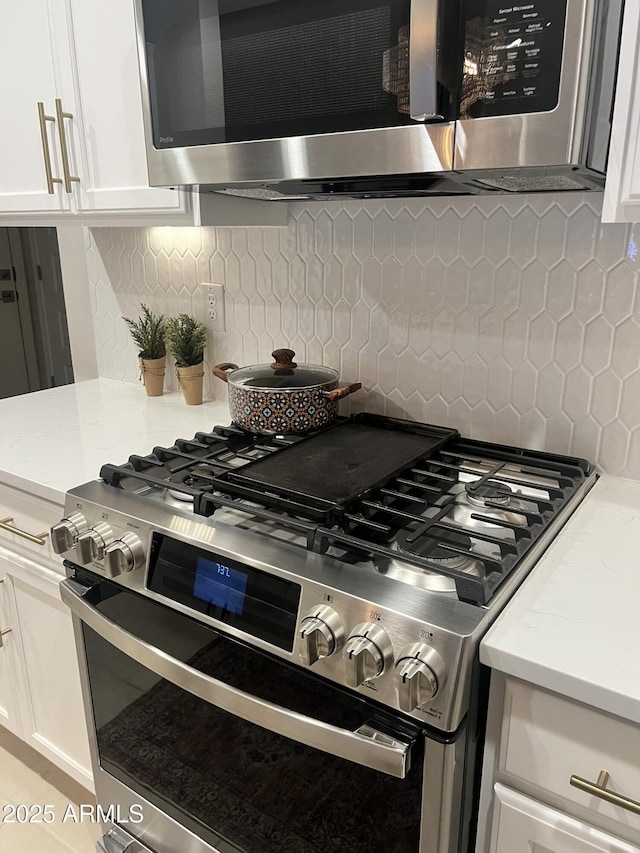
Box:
left=147, top=533, right=302, bottom=651
left=193, top=558, right=248, bottom=616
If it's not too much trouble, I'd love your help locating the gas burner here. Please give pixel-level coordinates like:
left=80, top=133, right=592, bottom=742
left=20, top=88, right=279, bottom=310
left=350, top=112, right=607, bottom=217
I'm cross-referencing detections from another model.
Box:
left=451, top=480, right=529, bottom=533
left=374, top=531, right=484, bottom=593
left=167, top=488, right=194, bottom=503
left=464, top=480, right=513, bottom=507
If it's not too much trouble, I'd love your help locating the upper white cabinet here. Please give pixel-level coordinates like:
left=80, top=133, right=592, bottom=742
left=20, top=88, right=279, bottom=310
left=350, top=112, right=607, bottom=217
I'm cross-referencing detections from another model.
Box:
left=65, top=0, right=193, bottom=220
left=602, top=0, right=640, bottom=222
left=0, top=0, right=284, bottom=226
left=0, top=0, right=188, bottom=224
left=0, top=2, right=72, bottom=216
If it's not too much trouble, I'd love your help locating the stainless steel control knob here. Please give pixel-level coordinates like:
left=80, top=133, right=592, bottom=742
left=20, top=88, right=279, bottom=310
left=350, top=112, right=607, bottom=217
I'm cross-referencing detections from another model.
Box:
left=50, top=512, right=88, bottom=554
left=394, top=643, right=447, bottom=712
left=343, top=623, right=393, bottom=688
left=75, top=522, right=114, bottom=565
left=298, top=605, right=344, bottom=666
left=103, top=532, right=145, bottom=578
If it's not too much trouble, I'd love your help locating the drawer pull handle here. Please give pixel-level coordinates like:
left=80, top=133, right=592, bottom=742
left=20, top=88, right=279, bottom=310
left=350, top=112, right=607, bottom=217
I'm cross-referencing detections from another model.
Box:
left=0, top=517, right=49, bottom=546
left=570, top=771, right=640, bottom=816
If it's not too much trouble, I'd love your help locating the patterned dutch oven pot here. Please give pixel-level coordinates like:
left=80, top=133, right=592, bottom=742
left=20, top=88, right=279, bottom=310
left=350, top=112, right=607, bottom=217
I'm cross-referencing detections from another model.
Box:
left=212, top=348, right=361, bottom=435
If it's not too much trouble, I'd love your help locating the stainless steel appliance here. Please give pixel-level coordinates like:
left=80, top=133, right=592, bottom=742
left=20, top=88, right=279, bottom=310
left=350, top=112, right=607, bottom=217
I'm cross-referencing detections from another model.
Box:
left=51, top=414, right=596, bottom=853
left=134, top=0, right=624, bottom=199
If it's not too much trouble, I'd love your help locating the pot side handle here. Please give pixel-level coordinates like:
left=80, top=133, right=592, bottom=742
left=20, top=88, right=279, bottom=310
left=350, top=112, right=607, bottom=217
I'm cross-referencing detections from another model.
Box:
left=326, top=382, right=362, bottom=402
left=212, top=362, right=239, bottom=383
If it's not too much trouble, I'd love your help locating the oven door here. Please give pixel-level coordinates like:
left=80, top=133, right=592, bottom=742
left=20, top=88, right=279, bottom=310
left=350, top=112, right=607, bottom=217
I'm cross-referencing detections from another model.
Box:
left=61, top=572, right=466, bottom=853
left=134, top=0, right=457, bottom=187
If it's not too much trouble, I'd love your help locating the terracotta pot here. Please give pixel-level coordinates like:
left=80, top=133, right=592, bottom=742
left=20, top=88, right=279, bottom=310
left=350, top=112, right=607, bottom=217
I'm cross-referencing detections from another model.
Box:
left=139, top=356, right=165, bottom=397
left=212, top=348, right=361, bottom=434
left=176, top=361, right=204, bottom=405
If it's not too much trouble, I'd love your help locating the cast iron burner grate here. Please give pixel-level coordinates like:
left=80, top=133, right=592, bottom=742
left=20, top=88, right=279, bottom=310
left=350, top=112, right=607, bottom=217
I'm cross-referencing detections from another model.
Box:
left=198, top=431, right=592, bottom=604
left=99, top=415, right=592, bottom=605
left=99, top=424, right=308, bottom=498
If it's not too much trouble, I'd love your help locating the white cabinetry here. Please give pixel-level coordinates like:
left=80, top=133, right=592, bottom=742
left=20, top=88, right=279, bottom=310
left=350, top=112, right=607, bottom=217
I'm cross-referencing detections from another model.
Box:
left=493, top=786, right=639, bottom=853
left=603, top=0, right=640, bottom=222
left=0, top=483, right=92, bottom=790
left=0, top=574, right=20, bottom=736
left=0, top=0, right=285, bottom=227
left=478, top=676, right=640, bottom=853
left=0, top=0, right=185, bottom=224
left=0, top=2, right=72, bottom=216
left=64, top=0, right=193, bottom=222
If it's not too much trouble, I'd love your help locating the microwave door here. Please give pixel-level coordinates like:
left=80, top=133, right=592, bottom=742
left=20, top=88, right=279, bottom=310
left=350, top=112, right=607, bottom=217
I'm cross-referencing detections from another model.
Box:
left=140, top=0, right=424, bottom=148
left=135, top=0, right=458, bottom=187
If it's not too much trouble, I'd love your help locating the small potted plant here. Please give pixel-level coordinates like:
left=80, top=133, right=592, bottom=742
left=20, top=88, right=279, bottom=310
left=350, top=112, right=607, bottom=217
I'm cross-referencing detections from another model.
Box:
left=123, top=304, right=167, bottom=397
left=165, top=313, right=208, bottom=405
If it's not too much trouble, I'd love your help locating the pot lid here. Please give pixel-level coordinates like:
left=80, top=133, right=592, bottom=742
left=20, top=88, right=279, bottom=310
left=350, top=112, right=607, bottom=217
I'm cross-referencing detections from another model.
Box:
left=230, top=349, right=339, bottom=389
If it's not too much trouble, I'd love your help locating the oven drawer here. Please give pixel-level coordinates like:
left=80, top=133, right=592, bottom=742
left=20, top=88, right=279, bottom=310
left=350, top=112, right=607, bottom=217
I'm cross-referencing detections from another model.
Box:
left=0, top=482, right=62, bottom=569
left=498, top=679, right=640, bottom=838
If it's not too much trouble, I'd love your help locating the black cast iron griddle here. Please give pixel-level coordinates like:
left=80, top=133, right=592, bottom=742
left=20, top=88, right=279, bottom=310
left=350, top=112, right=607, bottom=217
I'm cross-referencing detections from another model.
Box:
left=212, top=414, right=458, bottom=523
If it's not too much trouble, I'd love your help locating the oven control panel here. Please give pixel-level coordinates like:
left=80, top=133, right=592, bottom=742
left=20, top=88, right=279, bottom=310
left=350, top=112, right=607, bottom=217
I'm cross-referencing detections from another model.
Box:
left=51, top=507, right=150, bottom=579
left=295, top=602, right=454, bottom=721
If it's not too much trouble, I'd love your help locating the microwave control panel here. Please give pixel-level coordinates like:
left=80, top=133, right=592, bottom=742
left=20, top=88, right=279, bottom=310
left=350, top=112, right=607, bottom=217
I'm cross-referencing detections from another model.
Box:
left=460, top=0, right=568, bottom=119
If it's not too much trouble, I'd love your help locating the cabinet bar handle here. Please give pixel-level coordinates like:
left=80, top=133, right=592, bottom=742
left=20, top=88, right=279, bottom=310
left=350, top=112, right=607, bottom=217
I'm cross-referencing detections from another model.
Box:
left=0, top=627, right=11, bottom=649
left=37, top=102, right=63, bottom=194
left=570, top=771, right=640, bottom=816
left=0, top=517, right=49, bottom=546
left=54, top=98, right=80, bottom=193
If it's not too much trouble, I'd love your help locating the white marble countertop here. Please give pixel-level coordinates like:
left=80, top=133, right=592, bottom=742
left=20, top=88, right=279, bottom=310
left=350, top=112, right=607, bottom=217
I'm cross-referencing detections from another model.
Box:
left=481, top=475, right=640, bottom=724
left=0, top=379, right=231, bottom=504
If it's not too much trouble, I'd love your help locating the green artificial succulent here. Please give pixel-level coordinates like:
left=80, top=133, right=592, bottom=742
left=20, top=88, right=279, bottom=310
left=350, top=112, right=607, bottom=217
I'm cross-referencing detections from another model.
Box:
left=123, top=304, right=167, bottom=360
left=165, top=314, right=208, bottom=367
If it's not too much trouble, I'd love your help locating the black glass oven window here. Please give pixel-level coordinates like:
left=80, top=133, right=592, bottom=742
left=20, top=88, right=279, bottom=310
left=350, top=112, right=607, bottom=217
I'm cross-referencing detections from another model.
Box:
left=460, top=0, right=568, bottom=119
left=141, top=0, right=415, bottom=147
left=83, top=582, right=423, bottom=853
left=147, top=533, right=301, bottom=651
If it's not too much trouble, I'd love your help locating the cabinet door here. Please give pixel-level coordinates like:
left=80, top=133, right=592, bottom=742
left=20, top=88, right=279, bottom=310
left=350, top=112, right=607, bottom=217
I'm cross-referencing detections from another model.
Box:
left=3, top=553, right=92, bottom=790
left=0, top=573, right=20, bottom=736
left=65, top=0, right=191, bottom=218
left=602, top=0, right=640, bottom=222
left=492, top=785, right=640, bottom=853
left=0, top=1, right=72, bottom=216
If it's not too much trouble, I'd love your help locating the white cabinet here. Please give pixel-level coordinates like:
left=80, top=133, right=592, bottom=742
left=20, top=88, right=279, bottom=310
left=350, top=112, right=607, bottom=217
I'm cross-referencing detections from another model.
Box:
left=6, top=556, right=92, bottom=789
left=64, top=0, right=192, bottom=221
left=602, top=0, right=640, bottom=222
left=477, top=676, right=640, bottom=853
left=0, top=2, right=72, bottom=216
left=0, top=481, right=92, bottom=790
left=0, top=574, right=21, bottom=736
left=0, top=0, right=186, bottom=224
left=492, top=785, right=640, bottom=853
left=0, top=0, right=285, bottom=226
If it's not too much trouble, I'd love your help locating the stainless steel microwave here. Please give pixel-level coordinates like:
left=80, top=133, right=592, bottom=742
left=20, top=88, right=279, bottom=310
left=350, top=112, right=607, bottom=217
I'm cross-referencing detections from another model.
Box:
left=134, top=0, right=624, bottom=199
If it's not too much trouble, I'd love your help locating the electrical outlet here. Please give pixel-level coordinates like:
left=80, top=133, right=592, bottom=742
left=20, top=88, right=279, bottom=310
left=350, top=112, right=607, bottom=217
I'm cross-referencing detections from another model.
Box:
left=201, top=283, right=226, bottom=332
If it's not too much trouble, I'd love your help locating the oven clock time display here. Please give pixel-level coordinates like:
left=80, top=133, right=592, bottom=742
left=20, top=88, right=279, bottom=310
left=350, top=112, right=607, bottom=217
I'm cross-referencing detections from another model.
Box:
left=193, top=558, right=249, bottom=616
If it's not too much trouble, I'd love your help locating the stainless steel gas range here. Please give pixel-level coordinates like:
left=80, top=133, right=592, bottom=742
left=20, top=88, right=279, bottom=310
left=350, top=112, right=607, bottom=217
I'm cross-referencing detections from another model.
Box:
left=50, top=414, right=596, bottom=853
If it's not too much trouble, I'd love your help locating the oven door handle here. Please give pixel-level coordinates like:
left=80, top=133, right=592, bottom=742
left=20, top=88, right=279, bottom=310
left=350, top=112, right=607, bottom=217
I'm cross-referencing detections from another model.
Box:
left=61, top=578, right=414, bottom=779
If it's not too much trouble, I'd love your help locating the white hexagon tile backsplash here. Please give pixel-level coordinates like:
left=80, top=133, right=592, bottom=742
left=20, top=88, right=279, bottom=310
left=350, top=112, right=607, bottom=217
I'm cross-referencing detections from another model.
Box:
left=86, top=192, right=640, bottom=478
